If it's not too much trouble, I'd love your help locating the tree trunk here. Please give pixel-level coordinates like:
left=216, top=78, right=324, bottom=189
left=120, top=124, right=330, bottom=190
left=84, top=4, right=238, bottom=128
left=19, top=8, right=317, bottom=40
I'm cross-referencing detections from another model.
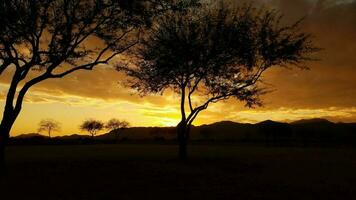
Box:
left=0, top=125, right=10, bottom=174
left=177, top=121, right=188, bottom=160
left=0, top=69, right=27, bottom=174
left=178, top=136, right=187, bottom=160
left=0, top=137, right=6, bottom=174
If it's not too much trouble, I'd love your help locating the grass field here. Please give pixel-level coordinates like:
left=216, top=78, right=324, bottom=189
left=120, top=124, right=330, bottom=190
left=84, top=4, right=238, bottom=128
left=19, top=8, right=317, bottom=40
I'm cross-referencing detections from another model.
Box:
left=1, top=144, right=356, bottom=200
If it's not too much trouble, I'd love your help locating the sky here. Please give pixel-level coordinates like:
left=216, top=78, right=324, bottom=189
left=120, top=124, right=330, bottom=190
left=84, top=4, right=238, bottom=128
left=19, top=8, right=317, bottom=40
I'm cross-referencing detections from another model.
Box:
left=1, top=0, right=356, bottom=136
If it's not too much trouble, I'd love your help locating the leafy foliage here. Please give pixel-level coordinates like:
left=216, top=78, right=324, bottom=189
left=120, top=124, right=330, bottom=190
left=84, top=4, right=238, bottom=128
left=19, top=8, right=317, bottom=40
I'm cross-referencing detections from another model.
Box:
left=106, top=118, right=130, bottom=131
left=80, top=119, right=104, bottom=137
left=0, top=0, right=198, bottom=139
left=120, top=3, right=319, bottom=128
left=119, top=2, right=319, bottom=159
left=37, top=119, right=61, bottom=138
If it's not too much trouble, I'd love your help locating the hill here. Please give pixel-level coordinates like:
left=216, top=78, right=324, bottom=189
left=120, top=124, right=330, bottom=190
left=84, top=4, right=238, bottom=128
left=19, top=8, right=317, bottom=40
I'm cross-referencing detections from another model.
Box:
left=10, top=119, right=356, bottom=146
left=291, top=118, right=334, bottom=125
left=14, top=133, right=46, bottom=139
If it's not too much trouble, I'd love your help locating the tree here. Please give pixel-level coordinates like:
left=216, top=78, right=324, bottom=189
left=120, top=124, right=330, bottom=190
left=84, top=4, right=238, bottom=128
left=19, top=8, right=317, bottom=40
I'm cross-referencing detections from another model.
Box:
left=0, top=0, right=199, bottom=169
left=105, top=118, right=130, bottom=139
left=37, top=119, right=61, bottom=138
left=80, top=119, right=104, bottom=138
left=119, top=3, right=319, bottom=159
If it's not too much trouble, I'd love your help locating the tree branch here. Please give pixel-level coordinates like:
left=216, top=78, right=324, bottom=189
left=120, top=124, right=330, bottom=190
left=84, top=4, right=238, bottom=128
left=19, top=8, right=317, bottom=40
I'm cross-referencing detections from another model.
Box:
left=188, top=76, right=203, bottom=112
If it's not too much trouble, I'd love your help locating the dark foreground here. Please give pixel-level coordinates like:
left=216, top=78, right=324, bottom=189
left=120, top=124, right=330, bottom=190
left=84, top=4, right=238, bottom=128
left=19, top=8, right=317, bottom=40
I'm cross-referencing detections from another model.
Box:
left=1, top=144, right=355, bottom=200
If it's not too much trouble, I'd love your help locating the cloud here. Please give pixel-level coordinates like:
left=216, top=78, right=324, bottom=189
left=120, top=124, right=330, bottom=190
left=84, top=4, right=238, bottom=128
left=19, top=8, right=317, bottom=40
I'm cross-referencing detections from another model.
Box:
left=251, top=0, right=356, bottom=109
left=229, top=107, right=356, bottom=123
left=1, top=0, right=356, bottom=133
left=194, top=105, right=356, bottom=124
left=0, top=66, right=174, bottom=107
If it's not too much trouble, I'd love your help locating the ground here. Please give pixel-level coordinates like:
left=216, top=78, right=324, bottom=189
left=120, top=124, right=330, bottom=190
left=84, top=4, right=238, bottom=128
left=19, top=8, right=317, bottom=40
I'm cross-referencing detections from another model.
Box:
left=1, top=144, right=355, bottom=200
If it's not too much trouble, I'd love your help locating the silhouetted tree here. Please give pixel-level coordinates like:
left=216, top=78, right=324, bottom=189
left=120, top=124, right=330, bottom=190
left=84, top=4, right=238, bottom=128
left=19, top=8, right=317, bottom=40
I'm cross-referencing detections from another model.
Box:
left=119, top=3, right=319, bottom=159
left=0, top=0, right=199, bottom=169
left=38, top=119, right=61, bottom=138
left=105, top=118, right=130, bottom=139
left=80, top=119, right=104, bottom=138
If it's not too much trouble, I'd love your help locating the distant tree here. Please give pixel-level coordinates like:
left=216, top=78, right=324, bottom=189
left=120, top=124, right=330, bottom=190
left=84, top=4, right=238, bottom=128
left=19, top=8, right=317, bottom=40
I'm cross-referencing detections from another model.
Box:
left=80, top=119, right=104, bottom=138
left=105, top=119, right=130, bottom=139
left=119, top=3, right=319, bottom=159
left=0, top=0, right=199, bottom=170
left=38, top=119, right=61, bottom=138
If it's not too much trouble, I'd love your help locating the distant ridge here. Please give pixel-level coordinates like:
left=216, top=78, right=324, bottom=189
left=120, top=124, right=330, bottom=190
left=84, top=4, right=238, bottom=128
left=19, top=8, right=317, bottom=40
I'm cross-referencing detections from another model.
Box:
left=14, top=133, right=46, bottom=138
left=202, top=120, right=250, bottom=127
left=56, top=134, right=90, bottom=139
left=11, top=118, right=356, bottom=145
left=291, top=118, right=334, bottom=125
left=257, top=120, right=288, bottom=125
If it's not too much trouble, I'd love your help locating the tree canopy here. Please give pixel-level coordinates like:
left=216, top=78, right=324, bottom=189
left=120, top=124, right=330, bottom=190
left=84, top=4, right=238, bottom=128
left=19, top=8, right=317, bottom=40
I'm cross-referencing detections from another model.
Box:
left=106, top=119, right=130, bottom=131
left=38, top=119, right=61, bottom=138
left=80, top=119, right=104, bottom=137
left=0, top=0, right=198, bottom=140
left=119, top=3, right=319, bottom=159
left=121, top=4, right=318, bottom=123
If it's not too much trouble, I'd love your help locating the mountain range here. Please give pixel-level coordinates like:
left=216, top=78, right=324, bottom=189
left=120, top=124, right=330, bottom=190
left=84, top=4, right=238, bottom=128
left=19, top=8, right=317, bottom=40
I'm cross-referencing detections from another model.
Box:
left=12, top=118, right=356, bottom=145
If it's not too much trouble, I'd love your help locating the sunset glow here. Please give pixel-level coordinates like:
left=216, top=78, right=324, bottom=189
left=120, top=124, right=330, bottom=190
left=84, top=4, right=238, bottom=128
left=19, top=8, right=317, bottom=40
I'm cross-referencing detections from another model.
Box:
left=1, top=0, right=356, bottom=136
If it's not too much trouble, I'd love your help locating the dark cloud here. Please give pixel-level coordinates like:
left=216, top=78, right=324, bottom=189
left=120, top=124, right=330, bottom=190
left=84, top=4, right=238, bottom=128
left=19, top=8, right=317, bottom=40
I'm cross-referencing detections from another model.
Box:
left=255, top=0, right=356, bottom=109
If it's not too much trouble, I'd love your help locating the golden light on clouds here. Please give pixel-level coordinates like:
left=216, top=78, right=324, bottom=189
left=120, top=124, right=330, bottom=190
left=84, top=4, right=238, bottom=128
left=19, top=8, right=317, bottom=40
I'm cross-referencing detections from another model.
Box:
left=0, top=0, right=356, bottom=136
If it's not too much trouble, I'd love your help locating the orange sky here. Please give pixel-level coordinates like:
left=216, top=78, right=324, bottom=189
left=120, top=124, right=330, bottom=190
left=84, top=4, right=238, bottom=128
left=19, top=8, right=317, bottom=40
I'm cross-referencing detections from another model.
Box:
left=1, top=0, right=356, bottom=136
